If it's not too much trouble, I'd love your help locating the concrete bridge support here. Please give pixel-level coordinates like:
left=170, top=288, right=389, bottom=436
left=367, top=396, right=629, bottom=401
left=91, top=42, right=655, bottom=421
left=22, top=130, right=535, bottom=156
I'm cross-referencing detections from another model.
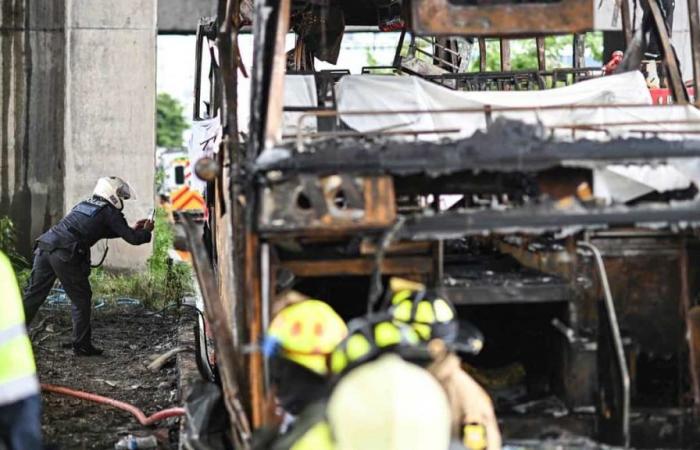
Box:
left=1, top=0, right=156, bottom=269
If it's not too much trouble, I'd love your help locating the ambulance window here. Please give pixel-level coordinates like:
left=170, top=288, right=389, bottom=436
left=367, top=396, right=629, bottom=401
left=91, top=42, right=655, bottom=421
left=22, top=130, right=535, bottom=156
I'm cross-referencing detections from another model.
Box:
left=175, top=166, right=185, bottom=185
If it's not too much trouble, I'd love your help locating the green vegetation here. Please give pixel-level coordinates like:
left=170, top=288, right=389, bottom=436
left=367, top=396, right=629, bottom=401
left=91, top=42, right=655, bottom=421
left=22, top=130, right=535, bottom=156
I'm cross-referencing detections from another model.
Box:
left=0, top=216, right=31, bottom=286
left=157, top=92, right=189, bottom=148
left=91, top=208, right=192, bottom=309
left=469, top=33, right=604, bottom=72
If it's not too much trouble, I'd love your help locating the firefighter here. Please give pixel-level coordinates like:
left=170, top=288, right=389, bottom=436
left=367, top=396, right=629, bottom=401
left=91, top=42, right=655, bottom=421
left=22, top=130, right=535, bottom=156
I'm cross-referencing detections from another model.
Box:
left=389, top=281, right=502, bottom=450
left=263, top=299, right=348, bottom=417
left=327, top=353, right=454, bottom=450
left=270, top=350, right=459, bottom=450
left=22, top=176, right=153, bottom=356
left=0, top=251, right=43, bottom=450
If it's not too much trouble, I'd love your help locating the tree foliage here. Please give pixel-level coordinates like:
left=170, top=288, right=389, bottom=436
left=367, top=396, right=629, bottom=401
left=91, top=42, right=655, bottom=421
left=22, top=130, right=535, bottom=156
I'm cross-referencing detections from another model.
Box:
left=469, top=32, right=604, bottom=72
left=156, top=93, right=188, bottom=148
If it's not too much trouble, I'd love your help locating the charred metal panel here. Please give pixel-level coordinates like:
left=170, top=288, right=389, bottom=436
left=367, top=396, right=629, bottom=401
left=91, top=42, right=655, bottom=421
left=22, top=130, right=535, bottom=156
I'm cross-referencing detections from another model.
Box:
left=259, top=121, right=700, bottom=176
left=410, top=0, right=593, bottom=37
left=579, top=235, right=688, bottom=356
left=399, top=203, right=700, bottom=240
left=259, top=174, right=396, bottom=235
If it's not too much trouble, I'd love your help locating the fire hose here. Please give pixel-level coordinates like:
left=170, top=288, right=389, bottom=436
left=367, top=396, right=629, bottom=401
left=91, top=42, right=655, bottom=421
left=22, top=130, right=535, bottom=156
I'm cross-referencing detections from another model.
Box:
left=41, top=384, right=185, bottom=426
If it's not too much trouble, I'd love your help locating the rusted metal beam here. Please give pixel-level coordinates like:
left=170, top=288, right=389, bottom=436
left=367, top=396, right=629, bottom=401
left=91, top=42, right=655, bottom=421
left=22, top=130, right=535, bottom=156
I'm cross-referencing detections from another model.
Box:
left=264, top=0, right=291, bottom=149
left=573, top=33, right=585, bottom=69
left=180, top=214, right=251, bottom=449
left=479, top=38, right=487, bottom=72
left=500, top=39, right=511, bottom=72
left=280, top=257, right=434, bottom=277
left=193, top=23, right=205, bottom=120
left=645, top=0, right=689, bottom=104
left=620, top=0, right=633, bottom=46
left=411, top=0, right=593, bottom=36
left=536, top=37, right=546, bottom=71
left=245, top=232, right=265, bottom=427
left=688, top=0, right=700, bottom=106
left=217, top=0, right=254, bottom=434
left=359, top=240, right=432, bottom=255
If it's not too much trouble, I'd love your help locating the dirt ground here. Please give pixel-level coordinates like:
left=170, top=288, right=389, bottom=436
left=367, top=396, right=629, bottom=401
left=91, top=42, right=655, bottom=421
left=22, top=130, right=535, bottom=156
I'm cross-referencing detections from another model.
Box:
left=31, top=304, right=188, bottom=450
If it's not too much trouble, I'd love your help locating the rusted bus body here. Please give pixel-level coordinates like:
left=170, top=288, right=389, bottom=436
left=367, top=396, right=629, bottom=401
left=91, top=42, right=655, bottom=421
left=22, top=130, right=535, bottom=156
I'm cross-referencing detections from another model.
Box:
left=187, top=0, right=700, bottom=447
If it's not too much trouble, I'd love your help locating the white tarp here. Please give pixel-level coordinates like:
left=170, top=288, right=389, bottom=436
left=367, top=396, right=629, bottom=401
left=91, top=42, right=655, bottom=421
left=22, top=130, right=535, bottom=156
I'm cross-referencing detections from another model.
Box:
left=283, top=75, right=318, bottom=137
left=335, top=72, right=700, bottom=202
left=336, top=71, right=656, bottom=139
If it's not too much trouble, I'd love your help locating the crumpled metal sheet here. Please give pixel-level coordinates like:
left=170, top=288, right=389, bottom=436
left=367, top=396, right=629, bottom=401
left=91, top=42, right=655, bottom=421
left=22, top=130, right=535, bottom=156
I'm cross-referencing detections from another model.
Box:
left=257, top=119, right=700, bottom=177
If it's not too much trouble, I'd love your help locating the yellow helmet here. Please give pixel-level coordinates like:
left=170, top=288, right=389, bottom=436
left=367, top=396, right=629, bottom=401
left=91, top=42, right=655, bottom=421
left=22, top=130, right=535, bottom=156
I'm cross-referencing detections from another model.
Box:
left=264, top=300, right=348, bottom=376
left=328, top=315, right=421, bottom=376
left=327, top=354, right=452, bottom=450
left=390, top=289, right=458, bottom=342
left=389, top=278, right=484, bottom=355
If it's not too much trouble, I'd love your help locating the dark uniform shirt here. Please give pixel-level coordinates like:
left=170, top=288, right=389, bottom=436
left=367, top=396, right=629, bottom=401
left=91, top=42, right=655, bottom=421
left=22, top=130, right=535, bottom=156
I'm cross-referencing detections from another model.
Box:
left=36, top=196, right=151, bottom=260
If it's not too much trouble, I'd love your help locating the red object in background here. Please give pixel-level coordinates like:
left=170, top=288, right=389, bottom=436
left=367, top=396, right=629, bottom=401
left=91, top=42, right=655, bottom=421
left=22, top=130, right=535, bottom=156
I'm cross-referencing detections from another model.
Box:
left=604, top=51, right=624, bottom=75
left=379, top=18, right=405, bottom=32
left=649, top=87, right=696, bottom=104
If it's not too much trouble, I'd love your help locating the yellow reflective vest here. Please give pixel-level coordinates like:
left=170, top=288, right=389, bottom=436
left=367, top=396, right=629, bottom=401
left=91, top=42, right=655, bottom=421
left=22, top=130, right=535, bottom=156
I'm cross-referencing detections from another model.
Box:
left=0, top=251, right=39, bottom=405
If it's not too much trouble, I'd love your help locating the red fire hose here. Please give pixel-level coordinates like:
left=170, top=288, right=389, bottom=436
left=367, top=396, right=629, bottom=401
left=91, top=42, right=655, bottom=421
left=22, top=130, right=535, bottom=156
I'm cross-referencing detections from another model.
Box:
left=41, top=383, right=186, bottom=426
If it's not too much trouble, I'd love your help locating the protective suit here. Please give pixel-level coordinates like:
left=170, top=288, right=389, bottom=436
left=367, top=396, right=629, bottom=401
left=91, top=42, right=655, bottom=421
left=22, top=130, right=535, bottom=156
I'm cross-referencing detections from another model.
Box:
left=22, top=177, right=152, bottom=355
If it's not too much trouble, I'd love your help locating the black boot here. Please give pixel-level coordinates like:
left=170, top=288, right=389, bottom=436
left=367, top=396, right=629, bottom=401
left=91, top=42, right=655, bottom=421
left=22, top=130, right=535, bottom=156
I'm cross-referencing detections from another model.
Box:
left=73, top=342, right=104, bottom=356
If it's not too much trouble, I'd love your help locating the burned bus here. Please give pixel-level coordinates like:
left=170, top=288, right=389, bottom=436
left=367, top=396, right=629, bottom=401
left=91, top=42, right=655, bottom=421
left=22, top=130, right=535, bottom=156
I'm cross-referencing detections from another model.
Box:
left=182, top=0, right=700, bottom=447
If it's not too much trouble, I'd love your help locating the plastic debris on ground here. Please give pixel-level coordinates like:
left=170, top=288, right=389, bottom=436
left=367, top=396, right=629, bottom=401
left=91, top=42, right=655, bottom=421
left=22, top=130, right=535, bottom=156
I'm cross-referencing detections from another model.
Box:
left=114, top=434, right=157, bottom=449
left=512, top=395, right=569, bottom=418
left=116, top=297, right=143, bottom=307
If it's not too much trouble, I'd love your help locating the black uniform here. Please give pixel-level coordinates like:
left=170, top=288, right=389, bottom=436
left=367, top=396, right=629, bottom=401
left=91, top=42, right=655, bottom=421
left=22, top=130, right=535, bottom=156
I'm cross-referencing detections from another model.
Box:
left=23, top=196, right=151, bottom=347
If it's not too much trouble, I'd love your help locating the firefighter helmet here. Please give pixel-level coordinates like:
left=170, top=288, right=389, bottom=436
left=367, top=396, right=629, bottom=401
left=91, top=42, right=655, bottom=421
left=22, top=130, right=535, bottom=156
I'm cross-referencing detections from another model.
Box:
left=389, top=278, right=483, bottom=354
left=327, top=354, right=452, bottom=450
left=264, top=300, right=348, bottom=376
left=93, top=176, right=134, bottom=210
left=328, top=315, right=421, bottom=376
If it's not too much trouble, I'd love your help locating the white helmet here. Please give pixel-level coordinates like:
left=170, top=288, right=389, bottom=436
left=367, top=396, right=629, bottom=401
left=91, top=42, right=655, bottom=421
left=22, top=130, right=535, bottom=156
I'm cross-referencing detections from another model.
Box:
left=93, top=176, right=134, bottom=210
left=327, top=354, right=452, bottom=450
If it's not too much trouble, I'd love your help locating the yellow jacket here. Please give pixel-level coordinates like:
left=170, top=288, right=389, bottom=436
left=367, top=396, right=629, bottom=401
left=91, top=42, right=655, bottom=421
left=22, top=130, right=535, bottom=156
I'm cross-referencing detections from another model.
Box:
left=0, top=251, right=39, bottom=405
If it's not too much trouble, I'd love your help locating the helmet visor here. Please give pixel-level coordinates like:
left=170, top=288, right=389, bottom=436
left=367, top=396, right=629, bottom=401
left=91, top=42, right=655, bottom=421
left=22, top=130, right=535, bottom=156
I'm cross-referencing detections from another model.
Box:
left=115, top=179, right=136, bottom=201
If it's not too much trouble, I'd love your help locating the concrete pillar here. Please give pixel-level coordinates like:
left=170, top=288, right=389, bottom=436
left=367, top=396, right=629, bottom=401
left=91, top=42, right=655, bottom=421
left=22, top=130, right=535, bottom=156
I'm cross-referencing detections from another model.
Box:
left=1, top=1, right=67, bottom=258
left=0, top=0, right=156, bottom=270
left=157, top=0, right=217, bottom=34
left=64, top=0, right=157, bottom=269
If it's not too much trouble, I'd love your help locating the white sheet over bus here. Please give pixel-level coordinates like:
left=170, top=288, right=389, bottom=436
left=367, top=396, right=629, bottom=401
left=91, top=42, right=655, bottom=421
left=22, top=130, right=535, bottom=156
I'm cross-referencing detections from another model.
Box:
left=335, top=71, right=700, bottom=141
left=335, top=71, right=700, bottom=202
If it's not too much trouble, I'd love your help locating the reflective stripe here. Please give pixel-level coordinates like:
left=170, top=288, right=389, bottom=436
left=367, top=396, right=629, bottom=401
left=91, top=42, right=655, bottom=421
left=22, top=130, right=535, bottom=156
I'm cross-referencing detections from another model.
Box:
left=0, top=374, right=39, bottom=406
left=345, top=334, right=371, bottom=362
left=374, top=322, right=401, bottom=347
left=0, top=252, right=26, bottom=330
left=0, top=324, right=28, bottom=346
left=0, top=335, right=37, bottom=385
